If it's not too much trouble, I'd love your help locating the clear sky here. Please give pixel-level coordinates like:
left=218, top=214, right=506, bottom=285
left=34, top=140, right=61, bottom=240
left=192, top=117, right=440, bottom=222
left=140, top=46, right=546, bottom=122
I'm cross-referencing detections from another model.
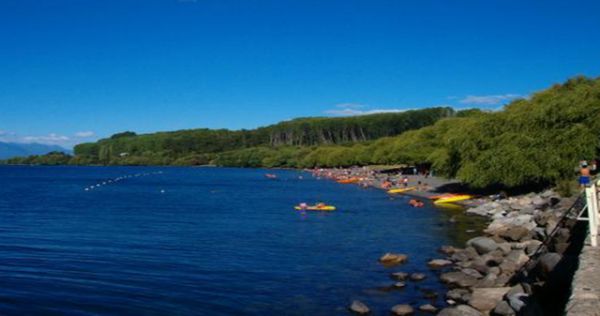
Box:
left=1, top=0, right=599, bottom=148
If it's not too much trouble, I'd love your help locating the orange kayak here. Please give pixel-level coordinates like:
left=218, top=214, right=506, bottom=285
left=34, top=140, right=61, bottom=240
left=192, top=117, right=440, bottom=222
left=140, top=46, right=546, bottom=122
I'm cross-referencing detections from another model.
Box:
left=337, top=178, right=360, bottom=184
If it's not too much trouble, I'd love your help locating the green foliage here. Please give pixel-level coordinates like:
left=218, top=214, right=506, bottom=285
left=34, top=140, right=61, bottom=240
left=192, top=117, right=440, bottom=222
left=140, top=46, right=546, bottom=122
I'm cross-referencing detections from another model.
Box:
left=6, top=76, right=599, bottom=191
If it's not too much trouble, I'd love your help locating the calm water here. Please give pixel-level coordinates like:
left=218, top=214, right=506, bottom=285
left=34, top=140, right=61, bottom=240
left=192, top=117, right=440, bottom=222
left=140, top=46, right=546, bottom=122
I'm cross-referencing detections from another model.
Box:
left=0, top=166, right=484, bottom=315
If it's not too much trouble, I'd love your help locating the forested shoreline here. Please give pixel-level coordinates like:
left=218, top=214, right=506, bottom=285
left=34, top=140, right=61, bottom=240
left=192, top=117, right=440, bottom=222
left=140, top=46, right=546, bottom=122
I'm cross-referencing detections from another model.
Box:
left=3, top=76, right=599, bottom=190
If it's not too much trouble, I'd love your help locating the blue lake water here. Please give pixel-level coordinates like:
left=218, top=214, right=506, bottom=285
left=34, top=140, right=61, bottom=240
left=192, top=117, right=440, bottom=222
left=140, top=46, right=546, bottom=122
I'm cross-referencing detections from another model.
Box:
left=0, top=166, right=484, bottom=315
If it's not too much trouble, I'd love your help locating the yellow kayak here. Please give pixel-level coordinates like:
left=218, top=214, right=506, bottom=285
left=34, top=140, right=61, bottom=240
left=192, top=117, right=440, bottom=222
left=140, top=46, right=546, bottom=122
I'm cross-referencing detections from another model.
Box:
left=294, top=205, right=336, bottom=211
left=434, top=195, right=472, bottom=204
left=387, top=187, right=416, bottom=194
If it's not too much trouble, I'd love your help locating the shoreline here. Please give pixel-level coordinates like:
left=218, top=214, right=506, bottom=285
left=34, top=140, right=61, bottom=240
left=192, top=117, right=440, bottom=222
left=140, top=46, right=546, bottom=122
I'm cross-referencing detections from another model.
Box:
left=311, top=166, right=582, bottom=315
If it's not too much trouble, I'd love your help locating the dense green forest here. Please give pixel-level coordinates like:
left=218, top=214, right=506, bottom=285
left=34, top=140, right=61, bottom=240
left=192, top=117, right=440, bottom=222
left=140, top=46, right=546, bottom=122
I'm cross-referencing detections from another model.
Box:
left=70, top=106, right=453, bottom=165
left=3, top=76, right=599, bottom=189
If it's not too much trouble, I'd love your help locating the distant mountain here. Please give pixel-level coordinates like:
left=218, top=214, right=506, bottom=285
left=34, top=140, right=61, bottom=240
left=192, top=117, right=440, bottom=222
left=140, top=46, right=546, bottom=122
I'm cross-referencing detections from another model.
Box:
left=0, top=142, right=71, bottom=159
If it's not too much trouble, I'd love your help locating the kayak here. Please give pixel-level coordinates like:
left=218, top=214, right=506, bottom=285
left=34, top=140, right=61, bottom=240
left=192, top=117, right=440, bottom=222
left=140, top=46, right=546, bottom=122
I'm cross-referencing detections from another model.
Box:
left=387, top=187, right=416, bottom=194
left=434, top=195, right=472, bottom=204
left=294, top=205, right=336, bottom=211
left=429, top=193, right=459, bottom=200
left=337, top=178, right=360, bottom=184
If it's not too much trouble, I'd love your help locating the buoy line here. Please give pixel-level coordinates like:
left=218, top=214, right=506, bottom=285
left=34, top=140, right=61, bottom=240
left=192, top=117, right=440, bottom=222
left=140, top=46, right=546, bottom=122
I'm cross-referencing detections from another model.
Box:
left=84, top=170, right=164, bottom=191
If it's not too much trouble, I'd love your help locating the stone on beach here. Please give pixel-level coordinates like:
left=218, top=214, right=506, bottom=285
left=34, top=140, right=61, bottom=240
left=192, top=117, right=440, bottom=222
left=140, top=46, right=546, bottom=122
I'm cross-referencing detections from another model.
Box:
left=437, top=304, right=483, bottom=316
left=468, top=287, right=511, bottom=312
left=440, top=271, right=479, bottom=288
left=349, top=300, right=370, bottom=314
left=379, top=253, right=408, bottom=265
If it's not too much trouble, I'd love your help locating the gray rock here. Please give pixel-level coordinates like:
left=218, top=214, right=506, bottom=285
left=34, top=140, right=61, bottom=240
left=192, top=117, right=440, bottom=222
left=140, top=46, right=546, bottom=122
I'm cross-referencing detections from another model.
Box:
left=497, top=242, right=512, bottom=255
left=493, top=300, right=516, bottom=316
left=468, top=287, right=511, bottom=312
left=437, top=304, right=483, bottom=316
left=537, top=252, right=562, bottom=276
left=467, top=237, right=499, bottom=255
left=532, top=196, right=547, bottom=207
left=419, top=304, right=437, bottom=313
left=390, top=272, right=409, bottom=280
left=499, top=226, right=530, bottom=242
left=446, top=288, right=470, bottom=302
left=349, top=300, right=370, bottom=314
left=428, top=259, right=453, bottom=268
left=474, top=273, right=497, bottom=288
left=508, top=293, right=528, bottom=312
left=409, top=273, right=426, bottom=281
left=525, top=240, right=543, bottom=256
left=390, top=304, right=414, bottom=315
left=461, top=268, right=484, bottom=279
left=440, top=271, right=479, bottom=288
left=505, top=250, right=529, bottom=268
left=506, top=284, right=525, bottom=297
left=440, top=245, right=458, bottom=255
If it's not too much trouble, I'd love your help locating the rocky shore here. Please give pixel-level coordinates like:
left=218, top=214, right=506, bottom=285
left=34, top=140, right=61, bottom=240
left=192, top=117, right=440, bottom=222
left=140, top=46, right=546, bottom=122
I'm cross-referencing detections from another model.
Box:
left=324, top=166, right=583, bottom=315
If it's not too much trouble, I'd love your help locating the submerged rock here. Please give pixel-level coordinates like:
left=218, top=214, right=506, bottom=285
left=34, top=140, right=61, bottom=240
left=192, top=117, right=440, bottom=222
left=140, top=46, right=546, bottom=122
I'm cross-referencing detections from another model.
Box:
left=428, top=259, right=453, bottom=268
left=409, top=273, right=426, bottom=281
left=390, top=272, right=409, bottom=280
left=349, top=300, right=370, bottom=314
left=391, top=304, right=414, bottom=315
left=379, top=253, right=408, bottom=265
left=419, top=304, right=437, bottom=313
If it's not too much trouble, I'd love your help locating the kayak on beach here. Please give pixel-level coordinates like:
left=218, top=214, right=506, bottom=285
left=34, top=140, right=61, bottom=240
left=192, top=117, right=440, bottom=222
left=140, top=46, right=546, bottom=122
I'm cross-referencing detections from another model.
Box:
left=337, top=178, right=360, bottom=184
left=434, top=194, right=472, bottom=204
left=429, top=193, right=460, bottom=200
left=387, top=187, right=416, bottom=194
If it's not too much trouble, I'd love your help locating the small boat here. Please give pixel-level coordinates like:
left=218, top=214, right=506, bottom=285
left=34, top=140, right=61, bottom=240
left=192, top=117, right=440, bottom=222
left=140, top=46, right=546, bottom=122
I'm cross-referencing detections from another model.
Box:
left=434, top=195, right=472, bottom=204
left=294, top=204, right=336, bottom=211
left=387, top=187, right=416, bottom=194
left=337, top=178, right=360, bottom=184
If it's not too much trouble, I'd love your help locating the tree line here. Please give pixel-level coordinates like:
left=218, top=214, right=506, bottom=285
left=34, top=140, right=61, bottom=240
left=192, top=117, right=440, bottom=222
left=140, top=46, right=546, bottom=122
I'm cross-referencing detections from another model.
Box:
left=3, top=76, right=599, bottom=189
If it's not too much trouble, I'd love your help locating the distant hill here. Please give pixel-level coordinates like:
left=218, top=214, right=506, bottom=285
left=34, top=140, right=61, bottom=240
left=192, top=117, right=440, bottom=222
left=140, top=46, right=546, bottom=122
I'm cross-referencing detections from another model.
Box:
left=0, top=142, right=71, bottom=159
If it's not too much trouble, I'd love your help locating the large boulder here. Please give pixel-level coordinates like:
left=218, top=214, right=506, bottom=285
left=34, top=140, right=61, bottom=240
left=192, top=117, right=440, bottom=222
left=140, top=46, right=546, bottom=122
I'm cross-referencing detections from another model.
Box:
left=379, top=253, right=408, bottom=265
left=467, top=237, right=498, bottom=255
left=349, top=300, right=370, bottom=314
left=537, top=252, right=562, bottom=277
left=493, top=300, right=516, bottom=316
left=437, top=304, right=483, bottom=316
left=499, top=226, right=530, bottom=242
left=468, top=287, right=511, bottom=312
left=440, top=271, right=479, bottom=288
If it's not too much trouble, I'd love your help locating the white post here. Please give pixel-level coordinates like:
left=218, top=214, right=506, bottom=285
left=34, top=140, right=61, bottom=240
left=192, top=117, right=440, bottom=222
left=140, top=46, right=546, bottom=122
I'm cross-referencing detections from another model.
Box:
left=585, top=183, right=599, bottom=247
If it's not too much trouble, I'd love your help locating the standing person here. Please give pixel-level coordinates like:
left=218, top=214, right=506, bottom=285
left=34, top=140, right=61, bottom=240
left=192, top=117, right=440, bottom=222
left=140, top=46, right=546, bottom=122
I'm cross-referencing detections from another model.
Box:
left=402, top=176, right=409, bottom=188
left=580, top=161, right=591, bottom=188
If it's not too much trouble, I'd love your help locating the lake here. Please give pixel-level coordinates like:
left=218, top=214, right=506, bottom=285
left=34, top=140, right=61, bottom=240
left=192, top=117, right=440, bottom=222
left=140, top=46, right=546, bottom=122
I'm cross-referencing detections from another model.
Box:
left=0, top=166, right=484, bottom=315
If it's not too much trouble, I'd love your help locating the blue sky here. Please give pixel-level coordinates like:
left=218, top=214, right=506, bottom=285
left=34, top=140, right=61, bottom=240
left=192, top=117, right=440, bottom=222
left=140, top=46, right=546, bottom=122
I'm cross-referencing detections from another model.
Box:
left=1, top=0, right=599, bottom=148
